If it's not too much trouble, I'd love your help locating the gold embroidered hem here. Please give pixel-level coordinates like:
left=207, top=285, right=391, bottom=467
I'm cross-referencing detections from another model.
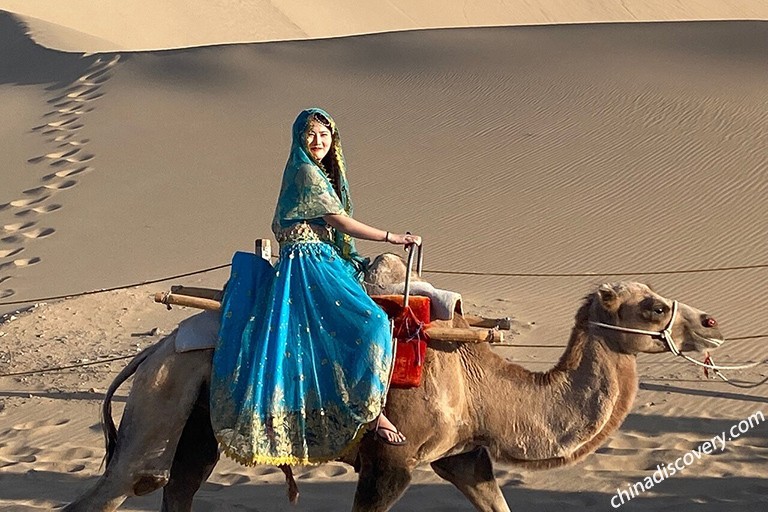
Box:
left=216, top=426, right=367, bottom=467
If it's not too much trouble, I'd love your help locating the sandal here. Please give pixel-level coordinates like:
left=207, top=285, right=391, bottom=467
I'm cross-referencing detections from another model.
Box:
left=372, top=425, right=408, bottom=446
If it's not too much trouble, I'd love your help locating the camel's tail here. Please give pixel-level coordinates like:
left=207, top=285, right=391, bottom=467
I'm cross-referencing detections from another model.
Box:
left=101, top=337, right=168, bottom=467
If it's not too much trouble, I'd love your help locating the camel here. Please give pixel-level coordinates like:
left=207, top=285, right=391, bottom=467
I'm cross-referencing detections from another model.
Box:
left=62, top=263, right=724, bottom=511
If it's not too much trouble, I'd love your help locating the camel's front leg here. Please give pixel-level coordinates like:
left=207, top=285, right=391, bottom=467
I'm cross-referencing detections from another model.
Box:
left=352, top=438, right=414, bottom=512
left=430, top=448, right=510, bottom=512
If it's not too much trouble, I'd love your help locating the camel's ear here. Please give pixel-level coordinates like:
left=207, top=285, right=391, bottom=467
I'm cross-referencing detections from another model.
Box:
left=597, top=284, right=620, bottom=312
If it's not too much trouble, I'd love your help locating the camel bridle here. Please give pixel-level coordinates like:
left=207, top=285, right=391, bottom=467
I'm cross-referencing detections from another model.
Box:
left=589, top=300, right=757, bottom=372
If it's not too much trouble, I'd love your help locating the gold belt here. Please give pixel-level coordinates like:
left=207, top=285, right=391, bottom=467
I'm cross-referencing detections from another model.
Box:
left=275, top=222, right=333, bottom=245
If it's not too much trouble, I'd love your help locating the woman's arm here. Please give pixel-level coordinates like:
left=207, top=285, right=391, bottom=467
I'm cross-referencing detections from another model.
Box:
left=323, top=214, right=421, bottom=246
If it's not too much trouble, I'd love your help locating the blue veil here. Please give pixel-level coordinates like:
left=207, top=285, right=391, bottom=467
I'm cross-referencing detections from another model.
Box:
left=271, top=108, right=368, bottom=276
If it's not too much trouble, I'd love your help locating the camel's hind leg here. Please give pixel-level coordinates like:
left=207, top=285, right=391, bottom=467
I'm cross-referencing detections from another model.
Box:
left=430, top=448, right=510, bottom=512
left=64, top=340, right=212, bottom=511
left=161, top=385, right=220, bottom=512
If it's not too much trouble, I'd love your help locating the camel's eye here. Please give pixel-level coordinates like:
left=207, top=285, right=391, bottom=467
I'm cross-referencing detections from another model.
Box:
left=640, top=298, right=668, bottom=320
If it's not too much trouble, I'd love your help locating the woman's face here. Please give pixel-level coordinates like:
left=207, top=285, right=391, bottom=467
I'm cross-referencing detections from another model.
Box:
left=305, top=120, right=332, bottom=162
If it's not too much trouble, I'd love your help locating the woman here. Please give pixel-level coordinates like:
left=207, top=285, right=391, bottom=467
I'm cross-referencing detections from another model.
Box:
left=211, top=108, right=421, bottom=466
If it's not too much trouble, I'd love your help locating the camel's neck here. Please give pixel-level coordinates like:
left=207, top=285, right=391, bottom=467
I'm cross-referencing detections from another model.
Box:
left=476, top=326, right=638, bottom=467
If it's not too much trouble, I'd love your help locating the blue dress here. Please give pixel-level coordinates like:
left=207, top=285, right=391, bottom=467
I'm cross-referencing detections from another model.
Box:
left=210, top=109, right=394, bottom=466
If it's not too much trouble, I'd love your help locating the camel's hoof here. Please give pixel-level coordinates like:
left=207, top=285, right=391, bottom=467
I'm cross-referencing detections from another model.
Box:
left=133, top=470, right=170, bottom=495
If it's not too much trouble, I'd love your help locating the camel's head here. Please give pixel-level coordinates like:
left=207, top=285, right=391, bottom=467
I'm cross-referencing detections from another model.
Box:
left=588, top=282, right=724, bottom=355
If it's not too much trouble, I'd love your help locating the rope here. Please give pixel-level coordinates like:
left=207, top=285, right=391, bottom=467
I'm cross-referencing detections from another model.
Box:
left=495, top=334, right=768, bottom=349
left=0, top=263, right=231, bottom=308
left=2, top=261, right=766, bottom=308
left=0, top=353, right=137, bottom=378
left=423, top=263, right=768, bottom=278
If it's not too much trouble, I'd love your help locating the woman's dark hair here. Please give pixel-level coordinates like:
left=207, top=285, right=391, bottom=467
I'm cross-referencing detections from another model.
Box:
left=309, top=113, right=342, bottom=200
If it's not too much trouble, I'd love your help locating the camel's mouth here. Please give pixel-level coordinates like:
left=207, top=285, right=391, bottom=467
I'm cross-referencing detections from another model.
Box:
left=688, top=329, right=724, bottom=350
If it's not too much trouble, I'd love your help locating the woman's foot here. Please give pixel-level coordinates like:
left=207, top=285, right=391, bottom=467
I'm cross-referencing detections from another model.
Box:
left=370, top=413, right=407, bottom=446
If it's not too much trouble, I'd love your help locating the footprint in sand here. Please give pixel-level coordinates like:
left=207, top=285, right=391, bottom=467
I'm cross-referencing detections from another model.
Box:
left=26, top=148, right=81, bottom=164
left=0, top=289, right=13, bottom=299
left=298, top=465, right=350, bottom=479
left=9, top=195, right=51, bottom=208
left=56, top=154, right=94, bottom=165
left=43, top=180, right=77, bottom=191
left=2, top=222, right=36, bottom=233
left=44, top=167, right=91, bottom=181
left=62, top=447, right=96, bottom=460
left=51, top=107, right=94, bottom=117
left=22, top=228, right=55, bottom=239
left=42, top=124, right=83, bottom=135
left=65, top=84, right=101, bottom=97
left=32, top=118, right=81, bottom=132
left=15, top=205, right=63, bottom=217
left=594, top=447, right=640, bottom=456
left=79, top=67, right=111, bottom=82
left=0, top=248, right=24, bottom=258
left=50, top=133, right=74, bottom=143
left=67, top=464, right=87, bottom=473
left=44, top=106, right=91, bottom=117
left=51, top=100, right=76, bottom=109
left=56, top=139, right=91, bottom=148
left=212, top=473, right=251, bottom=486
left=47, top=148, right=81, bottom=159
left=95, top=54, right=121, bottom=68
left=3, top=224, right=53, bottom=240
left=22, top=186, right=48, bottom=196
left=48, top=87, right=100, bottom=103
left=12, top=418, right=69, bottom=431
left=1, top=257, right=42, bottom=269
left=72, top=92, right=104, bottom=103
left=250, top=466, right=285, bottom=477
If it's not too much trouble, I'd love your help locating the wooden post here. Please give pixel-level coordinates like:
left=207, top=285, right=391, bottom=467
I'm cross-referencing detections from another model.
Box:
left=464, top=315, right=514, bottom=331
left=154, top=292, right=221, bottom=311
left=425, top=326, right=504, bottom=344
left=170, top=285, right=222, bottom=301
left=256, top=239, right=271, bottom=261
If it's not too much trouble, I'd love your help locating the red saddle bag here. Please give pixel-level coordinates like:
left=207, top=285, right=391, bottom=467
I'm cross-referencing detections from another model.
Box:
left=370, top=243, right=430, bottom=389
left=372, top=294, right=431, bottom=389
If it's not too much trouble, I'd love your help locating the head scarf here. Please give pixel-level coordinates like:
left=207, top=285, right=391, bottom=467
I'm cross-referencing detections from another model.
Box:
left=272, top=108, right=368, bottom=276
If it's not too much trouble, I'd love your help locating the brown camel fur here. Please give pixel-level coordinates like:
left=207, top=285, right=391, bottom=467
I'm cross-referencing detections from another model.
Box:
left=62, top=266, right=724, bottom=511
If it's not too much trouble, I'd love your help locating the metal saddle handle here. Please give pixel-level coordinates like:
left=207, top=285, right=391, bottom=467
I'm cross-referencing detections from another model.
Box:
left=402, top=237, right=423, bottom=308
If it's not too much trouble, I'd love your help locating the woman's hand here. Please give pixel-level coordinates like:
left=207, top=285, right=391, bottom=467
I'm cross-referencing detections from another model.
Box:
left=387, top=232, right=422, bottom=247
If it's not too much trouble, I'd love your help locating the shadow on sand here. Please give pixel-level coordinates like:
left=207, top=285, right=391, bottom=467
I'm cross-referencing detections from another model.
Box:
left=3, top=469, right=768, bottom=511
left=0, top=10, right=103, bottom=88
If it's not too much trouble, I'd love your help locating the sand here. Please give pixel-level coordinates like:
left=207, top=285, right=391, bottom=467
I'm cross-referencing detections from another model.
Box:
left=0, top=2, right=767, bottom=510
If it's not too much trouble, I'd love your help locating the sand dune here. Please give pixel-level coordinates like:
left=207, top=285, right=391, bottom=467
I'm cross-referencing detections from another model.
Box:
left=0, top=0, right=767, bottom=52
left=0, top=4, right=766, bottom=511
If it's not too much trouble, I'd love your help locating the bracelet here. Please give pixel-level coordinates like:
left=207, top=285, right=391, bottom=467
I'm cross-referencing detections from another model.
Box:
left=385, top=231, right=390, bottom=242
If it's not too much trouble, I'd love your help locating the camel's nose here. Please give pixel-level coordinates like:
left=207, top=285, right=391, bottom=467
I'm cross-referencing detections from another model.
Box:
left=702, top=315, right=718, bottom=328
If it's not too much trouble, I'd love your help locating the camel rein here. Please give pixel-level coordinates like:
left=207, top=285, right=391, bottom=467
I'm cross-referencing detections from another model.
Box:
left=588, top=301, right=762, bottom=381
